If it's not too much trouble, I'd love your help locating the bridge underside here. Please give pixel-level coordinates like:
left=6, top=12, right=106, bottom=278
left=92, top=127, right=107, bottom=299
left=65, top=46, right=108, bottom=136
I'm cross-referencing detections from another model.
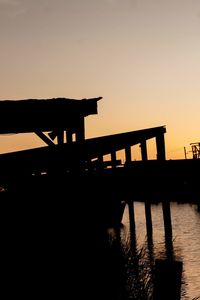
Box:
left=0, top=123, right=199, bottom=203
left=0, top=97, right=102, bottom=144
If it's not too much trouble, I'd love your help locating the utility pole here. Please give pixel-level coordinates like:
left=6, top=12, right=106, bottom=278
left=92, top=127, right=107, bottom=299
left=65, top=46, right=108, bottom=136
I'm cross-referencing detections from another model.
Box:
left=184, top=147, right=187, bottom=159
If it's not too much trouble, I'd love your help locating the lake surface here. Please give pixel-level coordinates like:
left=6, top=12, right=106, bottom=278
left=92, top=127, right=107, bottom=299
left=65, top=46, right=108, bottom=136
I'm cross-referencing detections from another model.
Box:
left=121, top=201, right=200, bottom=299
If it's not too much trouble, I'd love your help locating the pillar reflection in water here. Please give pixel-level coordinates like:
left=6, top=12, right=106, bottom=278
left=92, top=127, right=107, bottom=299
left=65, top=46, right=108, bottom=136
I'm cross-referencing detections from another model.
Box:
left=153, top=199, right=183, bottom=300
left=126, top=198, right=183, bottom=300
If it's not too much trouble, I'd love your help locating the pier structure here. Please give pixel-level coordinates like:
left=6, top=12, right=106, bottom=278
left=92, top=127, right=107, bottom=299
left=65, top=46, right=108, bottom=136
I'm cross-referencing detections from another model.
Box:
left=0, top=97, right=101, bottom=145
left=0, top=96, right=198, bottom=299
left=0, top=97, right=198, bottom=228
left=82, top=125, right=166, bottom=170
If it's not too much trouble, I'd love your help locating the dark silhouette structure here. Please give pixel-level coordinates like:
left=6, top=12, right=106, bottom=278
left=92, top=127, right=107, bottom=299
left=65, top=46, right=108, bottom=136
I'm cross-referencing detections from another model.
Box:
left=190, top=142, right=200, bottom=159
left=0, top=97, right=101, bottom=142
left=0, top=96, right=199, bottom=227
left=0, top=96, right=199, bottom=228
left=0, top=96, right=199, bottom=298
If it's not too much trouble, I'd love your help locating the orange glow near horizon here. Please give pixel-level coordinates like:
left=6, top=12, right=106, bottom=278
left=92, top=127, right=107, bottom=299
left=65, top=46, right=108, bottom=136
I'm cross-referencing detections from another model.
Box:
left=0, top=1, right=199, bottom=159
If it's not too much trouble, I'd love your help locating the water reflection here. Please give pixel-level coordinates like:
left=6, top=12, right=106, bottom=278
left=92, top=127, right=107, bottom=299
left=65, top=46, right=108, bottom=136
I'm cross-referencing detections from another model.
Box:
left=121, top=201, right=200, bottom=299
left=125, top=201, right=182, bottom=299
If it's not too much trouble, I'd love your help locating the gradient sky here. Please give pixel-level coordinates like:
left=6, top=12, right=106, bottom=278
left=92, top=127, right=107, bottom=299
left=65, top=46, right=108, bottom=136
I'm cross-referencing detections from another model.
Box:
left=0, top=0, right=200, bottom=159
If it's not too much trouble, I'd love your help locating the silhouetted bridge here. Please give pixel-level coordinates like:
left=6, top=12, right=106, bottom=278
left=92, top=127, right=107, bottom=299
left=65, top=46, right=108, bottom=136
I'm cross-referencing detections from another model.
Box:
left=0, top=97, right=199, bottom=196
left=0, top=97, right=199, bottom=299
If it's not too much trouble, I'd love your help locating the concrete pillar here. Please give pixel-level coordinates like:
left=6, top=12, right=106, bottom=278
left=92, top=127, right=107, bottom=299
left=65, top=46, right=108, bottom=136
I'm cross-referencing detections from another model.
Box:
left=125, top=146, right=132, bottom=164
left=128, top=201, right=136, bottom=250
left=67, top=130, right=73, bottom=143
left=98, top=155, right=104, bottom=169
left=153, top=258, right=183, bottom=300
left=156, top=133, right=166, bottom=161
left=57, top=130, right=64, bottom=144
left=128, top=201, right=135, bottom=233
left=76, top=117, right=85, bottom=142
left=140, top=141, right=148, bottom=161
left=145, top=201, right=153, bottom=242
left=111, top=151, right=117, bottom=168
left=162, top=201, right=172, bottom=240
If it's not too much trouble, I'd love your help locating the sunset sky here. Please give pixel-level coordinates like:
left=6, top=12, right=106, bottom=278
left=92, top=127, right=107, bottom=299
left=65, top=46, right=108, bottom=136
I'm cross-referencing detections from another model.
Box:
left=0, top=0, right=200, bottom=159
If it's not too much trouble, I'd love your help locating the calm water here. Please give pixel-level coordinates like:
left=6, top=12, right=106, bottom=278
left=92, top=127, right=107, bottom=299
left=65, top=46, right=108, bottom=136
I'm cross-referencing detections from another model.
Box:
left=121, top=202, right=200, bottom=299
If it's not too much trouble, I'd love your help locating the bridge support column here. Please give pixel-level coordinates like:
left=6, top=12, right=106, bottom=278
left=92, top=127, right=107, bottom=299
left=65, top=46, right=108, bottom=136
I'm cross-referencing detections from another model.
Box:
left=125, top=146, right=132, bottom=164
left=67, top=130, right=73, bottom=143
left=57, top=130, right=64, bottom=144
left=145, top=201, right=153, bottom=242
left=153, top=258, right=182, bottom=300
left=140, top=141, right=148, bottom=161
left=128, top=201, right=136, bottom=249
left=111, top=151, right=117, bottom=168
left=98, top=155, right=104, bottom=169
left=128, top=201, right=135, bottom=233
left=76, top=117, right=85, bottom=142
left=156, top=133, right=166, bottom=160
left=162, top=200, right=172, bottom=241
